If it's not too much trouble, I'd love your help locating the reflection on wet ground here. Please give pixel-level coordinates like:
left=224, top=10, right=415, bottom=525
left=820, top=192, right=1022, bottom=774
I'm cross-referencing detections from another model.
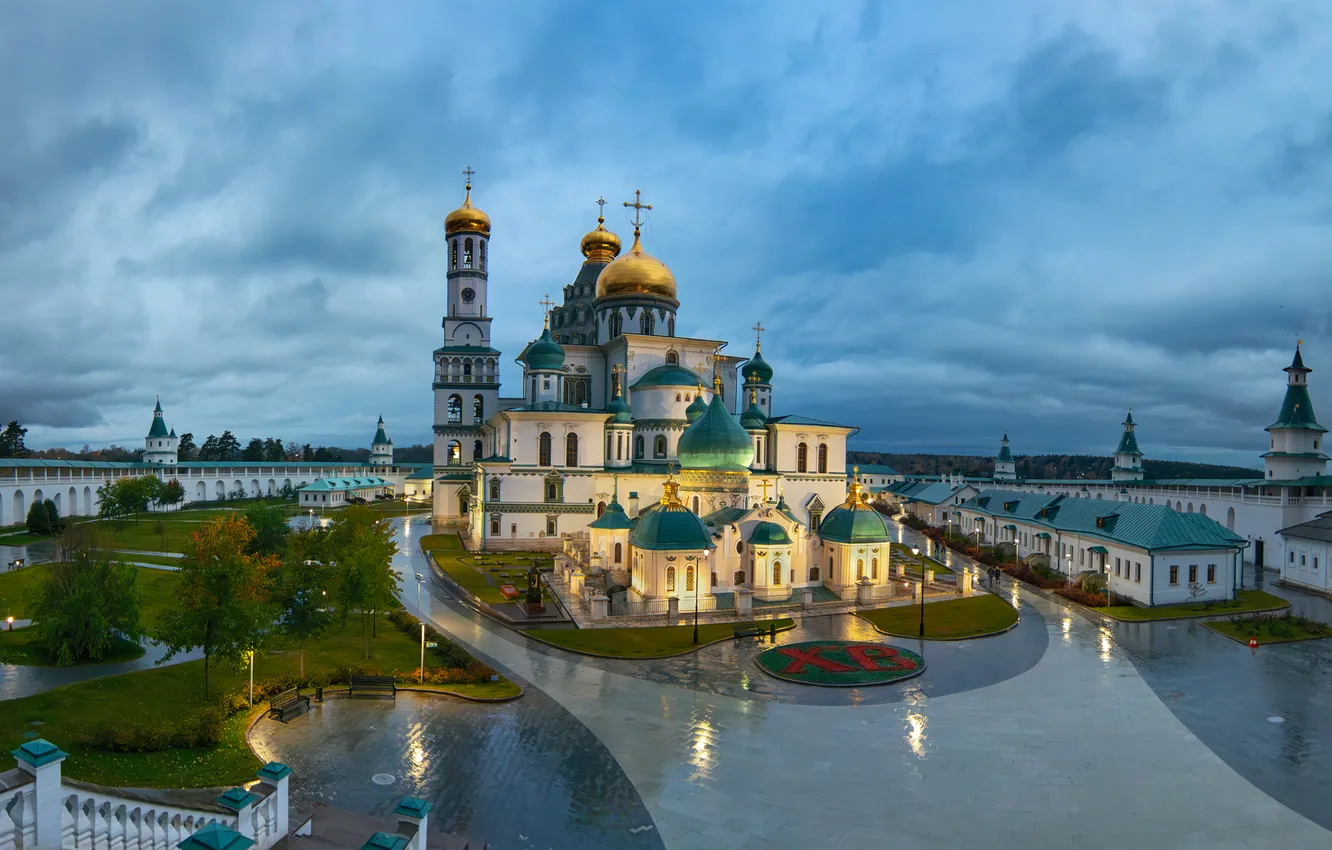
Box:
left=0, top=640, right=197, bottom=700
left=250, top=692, right=664, bottom=850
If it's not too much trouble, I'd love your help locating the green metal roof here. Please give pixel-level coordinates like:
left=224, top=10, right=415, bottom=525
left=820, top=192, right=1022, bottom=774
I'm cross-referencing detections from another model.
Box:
left=178, top=823, right=255, bottom=850
left=298, top=476, right=389, bottom=492
left=522, top=326, right=566, bottom=370
left=630, top=503, right=715, bottom=551
left=433, top=345, right=503, bottom=356
left=740, top=397, right=767, bottom=430
left=996, top=433, right=1014, bottom=463
left=748, top=521, right=792, bottom=546
left=677, top=394, right=753, bottom=471
left=817, top=500, right=892, bottom=543
left=702, top=505, right=748, bottom=528
left=740, top=347, right=773, bottom=383
left=504, top=402, right=608, bottom=413
left=373, top=416, right=391, bottom=446
left=632, top=363, right=704, bottom=389
left=589, top=498, right=634, bottom=530
left=1115, top=412, right=1143, bottom=455
left=851, top=464, right=900, bottom=476
left=606, top=393, right=634, bottom=423
left=1267, top=382, right=1327, bottom=432
left=148, top=405, right=170, bottom=438
left=685, top=393, right=708, bottom=423
left=766, top=414, right=857, bottom=430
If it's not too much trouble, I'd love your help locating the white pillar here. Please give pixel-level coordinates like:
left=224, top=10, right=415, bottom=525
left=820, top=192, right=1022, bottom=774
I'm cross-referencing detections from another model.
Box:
left=393, top=798, right=433, bottom=850
left=13, top=739, right=68, bottom=850
left=590, top=593, right=609, bottom=619
left=855, top=578, right=873, bottom=605
left=255, top=762, right=292, bottom=840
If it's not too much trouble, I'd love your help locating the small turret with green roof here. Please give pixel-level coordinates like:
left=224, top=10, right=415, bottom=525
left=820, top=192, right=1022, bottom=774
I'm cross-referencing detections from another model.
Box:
left=370, top=415, right=394, bottom=467
left=1111, top=410, right=1144, bottom=481
left=144, top=397, right=178, bottom=465
left=994, top=431, right=1016, bottom=480
left=1263, top=342, right=1329, bottom=481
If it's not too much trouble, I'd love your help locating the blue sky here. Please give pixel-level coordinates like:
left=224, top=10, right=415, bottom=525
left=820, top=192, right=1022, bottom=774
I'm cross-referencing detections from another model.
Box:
left=2, top=1, right=1329, bottom=467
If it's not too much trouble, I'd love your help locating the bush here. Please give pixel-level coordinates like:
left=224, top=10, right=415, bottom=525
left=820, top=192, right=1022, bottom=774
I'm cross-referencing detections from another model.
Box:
left=26, top=499, right=58, bottom=535
left=386, top=607, right=476, bottom=668
left=1055, top=587, right=1107, bottom=607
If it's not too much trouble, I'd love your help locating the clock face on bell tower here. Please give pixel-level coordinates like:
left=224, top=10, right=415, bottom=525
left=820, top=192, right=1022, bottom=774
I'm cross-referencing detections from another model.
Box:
left=461, top=287, right=475, bottom=303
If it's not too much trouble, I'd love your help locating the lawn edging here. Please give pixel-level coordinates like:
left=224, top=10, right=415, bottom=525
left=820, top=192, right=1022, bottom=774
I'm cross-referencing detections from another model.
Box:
left=1091, top=595, right=1290, bottom=623
left=853, top=604, right=1020, bottom=642
left=1200, top=621, right=1330, bottom=646
left=523, top=619, right=798, bottom=660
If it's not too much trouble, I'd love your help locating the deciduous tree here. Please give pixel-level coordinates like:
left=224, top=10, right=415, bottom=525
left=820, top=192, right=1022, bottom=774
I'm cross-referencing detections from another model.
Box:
left=244, top=503, right=291, bottom=557
left=324, top=506, right=399, bottom=658
left=161, top=478, right=186, bottom=512
left=156, top=514, right=278, bottom=698
left=29, top=525, right=142, bottom=665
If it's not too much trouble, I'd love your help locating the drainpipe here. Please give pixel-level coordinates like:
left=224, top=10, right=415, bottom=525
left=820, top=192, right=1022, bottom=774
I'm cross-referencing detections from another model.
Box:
left=1148, top=553, right=1155, bottom=606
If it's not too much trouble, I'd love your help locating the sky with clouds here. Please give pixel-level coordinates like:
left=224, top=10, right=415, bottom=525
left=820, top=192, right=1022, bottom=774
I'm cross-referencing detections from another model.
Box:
left=2, top=1, right=1330, bottom=467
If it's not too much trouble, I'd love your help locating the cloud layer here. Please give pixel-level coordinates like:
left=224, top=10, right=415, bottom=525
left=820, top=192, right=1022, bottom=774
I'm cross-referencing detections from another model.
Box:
left=2, top=1, right=1330, bottom=466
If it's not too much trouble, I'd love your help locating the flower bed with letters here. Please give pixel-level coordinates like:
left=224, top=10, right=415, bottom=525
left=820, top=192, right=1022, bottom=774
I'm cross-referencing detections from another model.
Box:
left=755, top=640, right=924, bottom=687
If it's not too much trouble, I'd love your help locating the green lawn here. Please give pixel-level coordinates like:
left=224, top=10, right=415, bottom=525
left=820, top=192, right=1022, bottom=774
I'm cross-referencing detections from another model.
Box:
left=0, top=630, right=144, bottom=666
left=0, top=611, right=518, bottom=787
left=1204, top=616, right=1332, bottom=645
left=526, top=618, right=797, bottom=658
left=0, top=531, right=54, bottom=545
left=856, top=593, right=1018, bottom=640
left=889, top=543, right=952, bottom=573
left=1094, top=589, right=1290, bottom=621
left=422, top=533, right=552, bottom=605
left=0, top=564, right=179, bottom=628
left=100, top=519, right=201, bottom=554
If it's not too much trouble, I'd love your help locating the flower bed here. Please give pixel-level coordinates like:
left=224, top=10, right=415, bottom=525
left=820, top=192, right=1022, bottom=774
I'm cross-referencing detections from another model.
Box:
left=754, top=640, right=924, bottom=687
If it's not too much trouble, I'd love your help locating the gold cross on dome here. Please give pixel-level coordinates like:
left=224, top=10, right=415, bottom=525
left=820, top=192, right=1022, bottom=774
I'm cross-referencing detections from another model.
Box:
left=752, top=321, right=765, bottom=349
left=623, top=190, right=652, bottom=231
left=611, top=363, right=626, bottom=395
left=596, top=196, right=607, bottom=222
left=462, top=165, right=475, bottom=188
left=539, top=293, right=554, bottom=315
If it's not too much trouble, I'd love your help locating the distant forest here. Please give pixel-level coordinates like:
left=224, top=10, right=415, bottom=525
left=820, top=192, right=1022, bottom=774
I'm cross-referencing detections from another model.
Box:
left=847, top=451, right=1263, bottom=480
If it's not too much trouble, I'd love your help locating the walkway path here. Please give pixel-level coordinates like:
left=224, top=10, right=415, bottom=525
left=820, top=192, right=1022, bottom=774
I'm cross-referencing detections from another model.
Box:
left=384, top=520, right=1330, bottom=849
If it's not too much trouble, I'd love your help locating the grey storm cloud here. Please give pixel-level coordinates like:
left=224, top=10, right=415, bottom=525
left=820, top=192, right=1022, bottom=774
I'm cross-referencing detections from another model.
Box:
left=2, top=0, right=1331, bottom=467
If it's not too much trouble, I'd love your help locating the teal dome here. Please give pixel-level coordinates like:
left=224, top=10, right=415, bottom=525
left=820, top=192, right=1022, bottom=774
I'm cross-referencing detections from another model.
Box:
left=606, top=393, right=633, bottom=424
left=740, top=348, right=773, bottom=384
left=685, top=393, right=708, bottom=423
left=525, top=327, right=565, bottom=371
left=677, top=394, right=753, bottom=471
left=748, top=521, right=791, bottom=546
left=817, top=488, right=892, bottom=544
left=590, top=497, right=634, bottom=530
left=631, top=503, right=714, bottom=551
left=632, top=363, right=701, bottom=389
left=740, top=396, right=766, bottom=430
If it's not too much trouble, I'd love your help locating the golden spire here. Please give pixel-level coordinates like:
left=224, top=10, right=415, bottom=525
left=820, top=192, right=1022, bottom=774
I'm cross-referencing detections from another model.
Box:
left=611, top=364, right=627, bottom=397
left=843, top=466, right=866, bottom=508
left=713, top=372, right=723, bottom=394
left=753, top=320, right=765, bottom=353
left=749, top=386, right=758, bottom=405
left=661, top=462, right=681, bottom=506
left=539, top=293, right=554, bottom=328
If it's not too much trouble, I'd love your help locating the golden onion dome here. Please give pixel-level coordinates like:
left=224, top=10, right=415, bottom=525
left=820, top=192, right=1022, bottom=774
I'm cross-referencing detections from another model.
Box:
left=595, top=228, right=677, bottom=302
left=580, top=214, right=622, bottom=264
left=445, top=182, right=491, bottom=237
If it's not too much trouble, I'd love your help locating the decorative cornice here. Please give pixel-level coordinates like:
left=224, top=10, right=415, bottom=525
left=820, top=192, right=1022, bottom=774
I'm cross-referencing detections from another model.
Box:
left=482, top=502, right=596, bottom=514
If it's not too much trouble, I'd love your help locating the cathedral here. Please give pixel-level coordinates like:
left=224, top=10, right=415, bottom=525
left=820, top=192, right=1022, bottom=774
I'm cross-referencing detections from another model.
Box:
left=430, top=173, right=898, bottom=608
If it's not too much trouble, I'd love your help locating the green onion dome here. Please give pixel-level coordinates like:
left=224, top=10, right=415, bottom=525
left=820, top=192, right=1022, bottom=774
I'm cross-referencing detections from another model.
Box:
left=816, top=480, right=892, bottom=543
left=524, top=325, right=565, bottom=371
left=748, top=521, right=791, bottom=546
left=632, top=363, right=703, bottom=389
left=677, top=393, right=754, bottom=471
left=630, top=481, right=714, bottom=551
left=589, top=497, right=634, bottom=530
left=740, top=346, right=773, bottom=384
left=685, top=393, right=708, bottom=423
left=740, top=394, right=766, bottom=430
left=606, top=393, right=633, bottom=424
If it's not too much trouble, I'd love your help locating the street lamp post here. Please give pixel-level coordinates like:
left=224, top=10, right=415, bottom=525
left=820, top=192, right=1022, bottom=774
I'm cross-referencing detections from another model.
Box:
left=415, top=573, right=426, bottom=683
left=248, top=650, right=255, bottom=707
left=912, top=546, right=925, bottom=637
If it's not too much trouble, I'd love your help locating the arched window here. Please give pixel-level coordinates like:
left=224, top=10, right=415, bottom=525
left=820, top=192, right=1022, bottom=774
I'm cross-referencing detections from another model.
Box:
left=635, top=435, right=645, bottom=459
left=871, top=557, right=878, bottom=579
left=479, top=241, right=486, bottom=270
left=538, top=432, right=552, bottom=466
left=772, top=561, right=782, bottom=585
left=546, top=481, right=560, bottom=501
left=666, top=566, right=676, bottom=592
left=447, top=441, right=461, bottom=465
left=490, top=516, right=500, bottom=535
left=856, top=558, right=865, bottom=579
left=464, top=238, right=474, bottom=268
left=654, top=435, right=667, bottom=458
left=463, top=361, right=472, bottom=376
left=447, top=394, right=462, bottom=424
left=686, top=565, right=695, bottom=591
left=609, top=311, right=622, bottom=338
left=450, top=241, right=458, bottom=270
left=489, top=478, right=500, bottom=500
left=473, top=395, right=484, bottom=423
left=1187, top=502, right=1193, bottom=513
left=675, top=393, right=682, bottom=402
left=691, top=495, right=700, bottom=514
left=596, top=501, right=606, bottom=517
left=566, top=432, right=579, bottom=467
left=640, top=311, right=654, bottom=334
left=817, top=444, right=828, bottom=474
left=530, top=378, right=537, bottom=399
left=809, top=566, right=820, bottom=582
left=797, top=442, right=808, bottom=473
left=473, top=440, right=483, bottom=460
left=614, top=542, right=623, bottom=563
left=666, top=351, right=678, bottom=365
left=667, top=316, right=675, bottom=336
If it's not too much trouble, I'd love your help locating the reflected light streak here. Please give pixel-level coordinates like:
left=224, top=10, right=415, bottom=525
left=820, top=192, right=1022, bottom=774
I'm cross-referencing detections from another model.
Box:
left=1061, top=616, right=1072, bottom=645
left=1099, top=628, right=1113, bottom=663
left=906, top=712, right=928, bottom=759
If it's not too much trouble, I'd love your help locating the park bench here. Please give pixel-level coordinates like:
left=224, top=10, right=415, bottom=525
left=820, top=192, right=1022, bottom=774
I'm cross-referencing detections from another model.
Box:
left=733, top=622, right=776, bottom=641
left=268, top=687, right=310, bottom=721
left=348, top=675, right=397, bottom=698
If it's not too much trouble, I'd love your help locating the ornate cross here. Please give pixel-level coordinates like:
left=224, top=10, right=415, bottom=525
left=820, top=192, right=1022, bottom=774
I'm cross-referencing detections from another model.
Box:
left=596, top=196, right=607, bottom=222
left=462, top=165, right=475, bottom=188
left=539, top=293, right=554, bottom=316
left=752, top=321, right=765, bottom=349
left=623, top=190, right=652, bottom=231
left=611, top=364, right=626, bottom=395
left=758, top=478, right=772, bottom=502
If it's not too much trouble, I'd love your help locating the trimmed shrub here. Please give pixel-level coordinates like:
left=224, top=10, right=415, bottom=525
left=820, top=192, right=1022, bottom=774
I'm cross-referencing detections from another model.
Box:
left=1055, top=587, right=1107, bottom=607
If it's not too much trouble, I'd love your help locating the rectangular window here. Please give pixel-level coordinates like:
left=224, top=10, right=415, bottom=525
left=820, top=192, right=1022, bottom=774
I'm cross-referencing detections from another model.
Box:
left=1134, top=562, right=1141, bottom=582
left=1290, top=551, right=1296, bottom=564
left=1079, top=548, right=1084, bottom=566
left=1188, top=565, right=1197, bottom=583
left=1169, top=565, right=1179, bottom=585
left=1115, top=557, right=1121, bottom=576
left=1207, top=564, right=1216, bottom=583
left=1315, top=557, right=1320, bottom=570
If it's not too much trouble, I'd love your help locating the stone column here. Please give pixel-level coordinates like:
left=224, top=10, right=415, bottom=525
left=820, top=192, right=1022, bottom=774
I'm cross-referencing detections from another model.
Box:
left=855, top=578, right=873, bottom=606
left=912, top=581, right=922, bottom=601
left=801, top=588, right=814, bottom=608
left=214, top=788, right=259, bottom=840
left=12, top=739, right=66, bottom=850
left=736, top=587, right=754, bottom=614
left=256, top=761, right=293, bottom=840
left=891, top=563, right=904, bottom=578
left=667, top=596, right=679, bottom=620
left=394, top=797, right=434, bottom=850
left=956, top=570, right=973, bottom=594
left=591, top=593, right=609, bottom=620
left=924, top=569, right=935, bottom=585
left=570, top=570, right=584, bottom=596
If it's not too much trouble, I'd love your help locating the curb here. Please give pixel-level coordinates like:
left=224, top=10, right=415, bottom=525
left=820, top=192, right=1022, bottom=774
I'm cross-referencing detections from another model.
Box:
left=853, top=607, right=1021, bottom=642
left=1200, top=620, right=1332, bottom=646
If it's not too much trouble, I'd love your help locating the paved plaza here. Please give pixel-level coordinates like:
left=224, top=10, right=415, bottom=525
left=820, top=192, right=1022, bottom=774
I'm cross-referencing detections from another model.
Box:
left=241, top=520, right=1332, bottom=849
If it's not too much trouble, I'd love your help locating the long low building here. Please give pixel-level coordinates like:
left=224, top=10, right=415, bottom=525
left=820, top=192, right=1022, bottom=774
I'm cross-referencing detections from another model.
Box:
left=0, top=402, right=427, bottom=523
left=956, top=488, right=1247, bottom=607
left=297, top=476, right=393, bottom=508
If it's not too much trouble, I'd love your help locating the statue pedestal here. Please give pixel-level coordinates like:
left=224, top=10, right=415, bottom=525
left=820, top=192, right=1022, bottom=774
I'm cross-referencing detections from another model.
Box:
left=911, top=581, right=922, bottom=601
left=667, top=596, right=680, bottom=620
left=855, top=578, right=873, bottom=606
left=956, top=571, right=973, bottom=594
left=590, top=594, right=609, bottom=620
left=924, top=569, right=935, bottom=585
left=736, top=588, right=754, bottom=615
left=801, top=588, right=814, bottom=609
left=891, top=563, right=904, bottom=578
